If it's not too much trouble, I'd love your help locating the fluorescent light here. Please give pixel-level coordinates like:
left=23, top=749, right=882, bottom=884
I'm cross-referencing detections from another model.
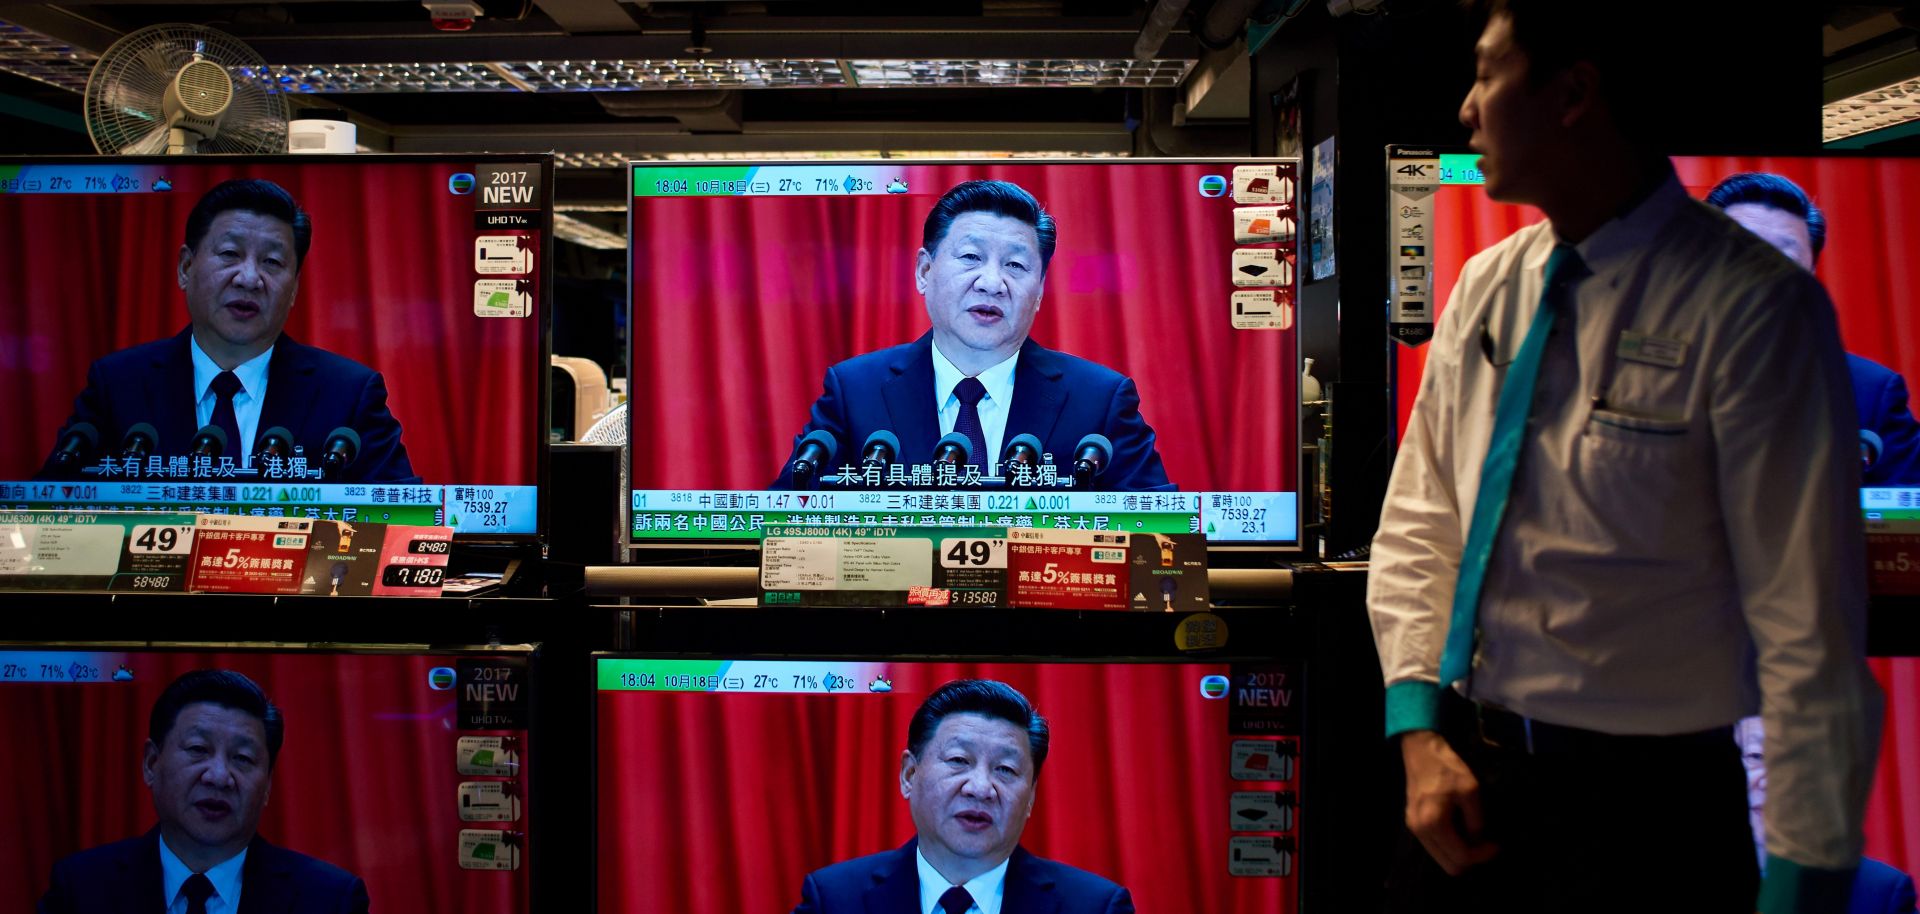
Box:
left=550, top=211, right=625, bottom=249
left=1825, top=77, right=1920, bottom=143
left=0, top=20, right=94, bottom=92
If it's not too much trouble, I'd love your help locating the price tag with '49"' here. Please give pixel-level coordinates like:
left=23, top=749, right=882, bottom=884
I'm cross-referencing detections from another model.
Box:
left=129, top=524, right=194, bottom=554
left=939, top=537, right=1007, bottom=569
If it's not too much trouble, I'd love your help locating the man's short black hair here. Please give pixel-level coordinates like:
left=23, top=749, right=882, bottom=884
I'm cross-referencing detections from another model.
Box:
left=185, top=179, right=312, bottom=270
left=1465, top=0, right=1656, bottom=144
left=149, top=669, right=285, bottom=767
left=1705, top=172, right=1826, bottom=264
left=922, top=180, right=1057, bottom=272
left=906, top=679, right=1050, bottom=778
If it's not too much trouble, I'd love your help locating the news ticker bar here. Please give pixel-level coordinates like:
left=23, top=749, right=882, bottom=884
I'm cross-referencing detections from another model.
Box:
left=0, top=651, right=131, bottom=684
left=634, top=164, right=917, bottom=198
left=0, top=482, right=537, bottom=536
left=598, top=658, right=896, bottom=694
left=0, top=164, right=168, bottom=195
left=628, top=491, right=1298, bottom=542
left=1863, top=488, right=1920, bottom=514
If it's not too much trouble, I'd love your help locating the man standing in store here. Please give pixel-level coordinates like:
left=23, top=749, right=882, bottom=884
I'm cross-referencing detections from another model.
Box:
left=1367, top=2, right=1881, bottom=912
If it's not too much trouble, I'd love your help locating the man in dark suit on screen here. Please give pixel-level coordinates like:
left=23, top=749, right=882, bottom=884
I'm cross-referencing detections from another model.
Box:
left=791, top=679, right=1133, bottom=914
left=772, top=180, right=1170, bottom=491
left=1706, top=172, right=1920, bottom=486
left=37, top=178, right=417, bottom=483
left=38, top=669, right=369, bottom=914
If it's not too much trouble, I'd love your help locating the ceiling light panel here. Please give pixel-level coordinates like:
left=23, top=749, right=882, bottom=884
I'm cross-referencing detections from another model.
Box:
left=847, top=59, right=1192, bottom=87
left=1825, top=78, right=1920, bottom=142
left=0, top=20, right=95, bottom=92
left=268, top=60, right=848, bottom=93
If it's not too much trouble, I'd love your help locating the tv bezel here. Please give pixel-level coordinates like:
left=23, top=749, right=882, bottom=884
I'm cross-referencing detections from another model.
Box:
left=0, top=152, right=556, bottom=545
left=623, top=156, right=1307, bottom=555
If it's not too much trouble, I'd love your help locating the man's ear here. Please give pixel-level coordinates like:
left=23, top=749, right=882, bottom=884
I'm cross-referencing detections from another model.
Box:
left=177, top=245, right=193, bottom=290
left=1558, top=60, right=1604, bottom=130
left=914, top=248, right=934, bottom=295
left=900, top=749, right=917, bottom=798
left=142, top=739, right=160, bottom=787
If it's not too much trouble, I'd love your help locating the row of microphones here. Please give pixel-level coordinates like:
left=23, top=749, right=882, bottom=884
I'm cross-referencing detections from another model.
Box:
left=49, top=422, right=361, bottom=477
left=787, top=429, right=1113, bottom=487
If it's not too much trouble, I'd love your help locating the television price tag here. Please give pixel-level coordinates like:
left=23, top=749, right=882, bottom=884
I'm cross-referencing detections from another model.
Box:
left=1230, top=738, right=1297, bottom=782
left=1229, top=791, right=1296, bottom=833
left=374, top=526, right=453, bottom=597
left=457, top=829, right=522, bottom=871
left=456, top=735, right=519, bottom=776
left=938, top=537, right=1006, bottom=569
left=0, top=513, right=186, bottom=591
left=1229, top=835, right=1294, bottom=877
left=1005, top=528, right=1131, bottom=610
left=186, top=516, right=313, bottom=594
left=457, top=781, right=521, bottom=822
left=128, top=524, right=193, bottom=554
left=1868, top=533, right=1920, bottom=595
left=761, top=526, right=1011, bottom=607
left=1129, top=533, right=1210, bottom=612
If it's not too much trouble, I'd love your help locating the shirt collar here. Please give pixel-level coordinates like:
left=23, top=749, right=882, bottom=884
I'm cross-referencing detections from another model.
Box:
left=916, top=846, right=1010, bottom=914
left=930, top=339, right=1020, bottom=408
left=190, top=335, right=275, bottom=403
left=159, top=833, right=248, bottom=912
left=1542, top=161, right=1687, bottom=278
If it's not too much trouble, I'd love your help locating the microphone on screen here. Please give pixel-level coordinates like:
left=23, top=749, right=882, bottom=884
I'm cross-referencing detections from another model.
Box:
left=1072, top=433, right=1113, bottom=487
left=50, top=422, right=99, bottom=470
left=189, top=424, right=228, bottom=460
left=120, top=423, right=159, bottom=460
left=789, top=429, right=839, bottom=489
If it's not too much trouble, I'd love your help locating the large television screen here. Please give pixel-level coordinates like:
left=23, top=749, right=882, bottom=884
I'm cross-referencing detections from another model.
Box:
left=1383, top=147, right=1920, bottom=885
left=596, top=656, right=1299, bottom=913
left=0, top=155, right=549, bottom=539
left=627, top=160, right=1302, bottom=546
left=0, top=644, right=534, bottom=913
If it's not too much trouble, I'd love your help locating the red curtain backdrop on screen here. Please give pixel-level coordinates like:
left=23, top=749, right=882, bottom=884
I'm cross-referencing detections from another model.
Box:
left=0, top=161, right=540, bottom=484
left=629, top=163, right=1297, bottom=493
left=0, top=652, right=529, bottom=914
left=597, top=662, right=1294, bottom=914
left=1388, top=155, right=1920, bottom=881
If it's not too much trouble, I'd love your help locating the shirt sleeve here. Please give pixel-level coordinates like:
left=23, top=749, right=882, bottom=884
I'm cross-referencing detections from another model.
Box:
left=1708, top=268, right=1882, bottom=910
left=1367, top=269, right=1476, bottom=738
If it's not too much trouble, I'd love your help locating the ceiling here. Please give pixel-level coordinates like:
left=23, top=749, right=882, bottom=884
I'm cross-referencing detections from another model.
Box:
left=0, top=0, right=1269, bottom=185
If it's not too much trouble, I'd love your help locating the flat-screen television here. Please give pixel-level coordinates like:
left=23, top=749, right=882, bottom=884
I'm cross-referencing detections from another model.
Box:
left=0, top=155, right=550, bottom=540
left=1382, top=145, right=1920, bottom=884
left=0, top=643, right=535, bottom=913
left=595, top=654, right=1300, bottom=913
left=1384, top=149, right=1917, bottom=488
left=627, top=159, right=1303, bottom=548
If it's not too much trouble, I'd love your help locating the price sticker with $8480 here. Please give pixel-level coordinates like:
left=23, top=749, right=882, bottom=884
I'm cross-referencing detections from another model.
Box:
left=939, top=537, right=1006, bottom=569
left=129, top=525, right=194, bottom=554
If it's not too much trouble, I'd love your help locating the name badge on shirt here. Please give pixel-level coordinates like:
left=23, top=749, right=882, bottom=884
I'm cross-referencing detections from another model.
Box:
left=1616, top=330, right=1688, bottom=368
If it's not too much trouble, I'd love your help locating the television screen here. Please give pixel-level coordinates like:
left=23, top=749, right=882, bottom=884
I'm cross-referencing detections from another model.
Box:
left=1383, top=146, right=1920, bottom=887
left=1386, top=150, right=1917, bottom=489
left=595, top=656, right=1299, bottom=913
left=0, top=645, right=534, bottom=913
left=0, top=155, right=549, bottom=538
left=627, top=160, right=1302, bottom=546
